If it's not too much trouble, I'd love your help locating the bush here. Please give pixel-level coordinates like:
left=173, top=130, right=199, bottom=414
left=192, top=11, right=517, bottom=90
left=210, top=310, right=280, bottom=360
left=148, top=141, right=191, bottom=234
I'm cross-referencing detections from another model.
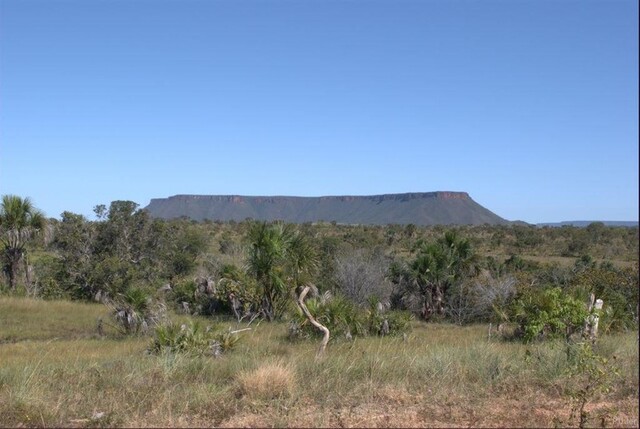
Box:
left=288, top=292, right=412, bottom=341
left=570, top=266, right=639, bottom=333
left=334, top=248, right=393, bottom=306
left=108, top=287, right=166, bottom=335
left=148, top=321, right=240, bottom=357
left=289, top=292, right=366, bottom=340
left=167, top=266, right=262, bottom=319
left=512, top=287, right=588, bottom=343
left=170, top=280, right=197, bottom=307
left=366, top=297, right=413, bottom=336
left=215, top=264, right=262, bottom=320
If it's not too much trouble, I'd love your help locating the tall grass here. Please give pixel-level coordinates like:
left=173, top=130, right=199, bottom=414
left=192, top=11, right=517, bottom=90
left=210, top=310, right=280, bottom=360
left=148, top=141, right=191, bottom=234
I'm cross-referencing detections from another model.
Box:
left=0, top=296, right=637, bottom=427
left=0, top=296, right=113, bottom=341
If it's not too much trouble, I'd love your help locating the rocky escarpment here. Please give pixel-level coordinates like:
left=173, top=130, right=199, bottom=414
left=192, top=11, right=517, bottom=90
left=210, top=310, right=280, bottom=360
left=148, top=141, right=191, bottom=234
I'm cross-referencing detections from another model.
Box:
left=144, top=192, right=509, bottom=226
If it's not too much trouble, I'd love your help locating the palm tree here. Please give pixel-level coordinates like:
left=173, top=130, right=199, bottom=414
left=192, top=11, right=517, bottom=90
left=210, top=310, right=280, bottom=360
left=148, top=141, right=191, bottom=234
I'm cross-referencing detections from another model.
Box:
left=286, top=230, right=319, bottom=288
left=408, top=230, right=477, bottom=321
left=0, top=195, right=46, bottom=290
left=246, top=222, right=318, bottom=321
left=246, top=222, right=291, bottom=321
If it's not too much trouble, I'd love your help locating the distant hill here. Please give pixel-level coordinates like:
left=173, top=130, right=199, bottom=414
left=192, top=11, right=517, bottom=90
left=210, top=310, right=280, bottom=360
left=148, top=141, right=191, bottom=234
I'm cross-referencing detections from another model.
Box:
left=144, top=192, right=510, bottom=226
left=537, top=221, right=639, bottom=228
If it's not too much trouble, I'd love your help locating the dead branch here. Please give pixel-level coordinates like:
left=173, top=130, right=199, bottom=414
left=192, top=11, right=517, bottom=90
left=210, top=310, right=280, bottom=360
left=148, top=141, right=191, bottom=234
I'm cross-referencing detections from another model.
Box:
left=297, top=284, right=330, bottom=358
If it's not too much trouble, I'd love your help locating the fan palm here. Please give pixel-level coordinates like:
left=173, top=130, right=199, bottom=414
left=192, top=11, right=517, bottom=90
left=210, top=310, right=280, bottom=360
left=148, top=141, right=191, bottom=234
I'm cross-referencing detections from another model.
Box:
left=0, top=195, right=46, bottom=290
left=409, top=230, right=478, bottom=320
left=246, top=222, right=317, bottom=321
left=246, top=222, right=291, bottom=320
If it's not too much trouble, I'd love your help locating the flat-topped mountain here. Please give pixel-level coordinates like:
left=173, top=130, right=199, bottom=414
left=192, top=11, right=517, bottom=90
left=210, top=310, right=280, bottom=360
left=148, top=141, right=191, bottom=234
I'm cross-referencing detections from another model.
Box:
left=537, top=221, right=639, bottom=228
left=144, top=192, right=509, bottom=226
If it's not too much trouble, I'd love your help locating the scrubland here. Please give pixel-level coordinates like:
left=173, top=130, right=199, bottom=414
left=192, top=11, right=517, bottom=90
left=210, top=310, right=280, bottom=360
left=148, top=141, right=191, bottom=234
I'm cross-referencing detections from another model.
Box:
left=1, top=296, right=637, bottom=428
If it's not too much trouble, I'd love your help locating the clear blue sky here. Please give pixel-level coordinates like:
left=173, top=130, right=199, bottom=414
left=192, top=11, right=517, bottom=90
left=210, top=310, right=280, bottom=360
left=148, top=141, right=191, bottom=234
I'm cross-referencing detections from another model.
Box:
left=1, top=0, right=637, bottom=223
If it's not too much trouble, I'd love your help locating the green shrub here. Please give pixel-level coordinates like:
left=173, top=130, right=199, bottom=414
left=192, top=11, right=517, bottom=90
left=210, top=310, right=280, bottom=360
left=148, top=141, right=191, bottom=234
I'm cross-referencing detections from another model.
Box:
left=559, top=340, right=621, bottom=428
left=109, top=287, right=166, bottom=335
left=381, top=310, right=413, bottom=336
left=148, top=321, right=240, bottom=357
left=289, top=292, right=412, bottom=341
left=570, top=266, right=639, bottom=333
left=366, top=298, right=413, bottom=336
left=512, top=287, right=588, bottom=343
left=214, top=264, right=262, bottom=319
left=170, top=280, right=197, bottom=307
left=290, top=292, right=366, bottom=340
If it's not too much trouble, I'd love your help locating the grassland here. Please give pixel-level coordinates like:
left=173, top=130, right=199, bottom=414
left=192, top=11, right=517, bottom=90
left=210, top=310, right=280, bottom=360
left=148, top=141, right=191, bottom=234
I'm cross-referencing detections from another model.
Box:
left=0, top=296, right=638, bottom=428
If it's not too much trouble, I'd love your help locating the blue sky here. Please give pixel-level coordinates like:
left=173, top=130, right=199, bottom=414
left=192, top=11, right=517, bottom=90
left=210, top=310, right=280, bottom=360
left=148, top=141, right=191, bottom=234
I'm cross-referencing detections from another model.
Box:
left=0, top=0, right=637, bottom=223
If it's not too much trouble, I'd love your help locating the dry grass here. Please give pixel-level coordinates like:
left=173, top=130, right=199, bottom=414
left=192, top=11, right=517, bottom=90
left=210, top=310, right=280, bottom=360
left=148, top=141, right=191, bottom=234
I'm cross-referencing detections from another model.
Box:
left=518, top=254, right=638, bottom=268
left=235, top=360, right=296, bottom=401
left=0, top=296, right=637, bottom=428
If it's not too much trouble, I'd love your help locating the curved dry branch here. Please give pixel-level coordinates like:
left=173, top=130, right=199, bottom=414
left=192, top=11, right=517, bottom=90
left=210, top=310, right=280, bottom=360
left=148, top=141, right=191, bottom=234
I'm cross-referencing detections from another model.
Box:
left=297, top=284, right=330, bottom=358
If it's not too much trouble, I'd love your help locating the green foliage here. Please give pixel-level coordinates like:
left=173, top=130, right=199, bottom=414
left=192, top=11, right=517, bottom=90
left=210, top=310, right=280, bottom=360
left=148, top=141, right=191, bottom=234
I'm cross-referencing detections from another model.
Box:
left=246, top=222, right=317, bottom=321
left=50, top=212, right=95, bottom=299
left=29, top=253, right=68, bottom=300
left=170, top=280, right=197, bottom=307
left=148, top=321, right=240, bottom=357
left=246, top=222, right=293, bottom=320
left=121, top=287, right=151, bottom=315
left=560, top=341, right=621, bottom=428
left=570, top=265, right=639, bottom=332
left=216, top=327, right=242, bottom=352
left=48, top=203, right=209, bottom=302
left=164, top=223, right=207, bottom=278
left=512, top=287, right=588, bottom=343
left=291, top=292, right=366, bottom=340
left=0, top=195, right=46, bottom=291
left=504, top=254, right=539, bottom=272
left=512, top=225, right=544, bottom=248
left=91, top=255, right=134, bottom=297
left=216, top=265, right=261, bottom=318
left=2, top=194, right=637, bottom=332
left=314, top=235, right=342, bottom=291
left=150, top=321, right=210, bottom=355
left=395, top=230, right=478, bottom=321
left=384, top=310, right=414, bottom=335
left=109, top=286, right=166, bottom=335
left=366, top=297, right=414, bottom=336
left=289, top=292, right=412, bottom=341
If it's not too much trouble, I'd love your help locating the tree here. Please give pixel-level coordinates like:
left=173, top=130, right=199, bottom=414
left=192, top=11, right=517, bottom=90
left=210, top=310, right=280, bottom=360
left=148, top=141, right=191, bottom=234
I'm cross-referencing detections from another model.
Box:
left=0, top=195, right=46, bottom=290
left=402, top=230, right=478, bottom=321
left=90, top=200, right=172, bottom=298
left=246, top=222, right=318, bottom=321
left=51, top=211, right=96, bottom=299
left=151, top=219, right=207, bottom=281
left=93, top=200, right=143, bottom=262
left=287, top=229, right=319, bottom=288
left=246, top=222, right=291, bottom=321
left=88, top=201, right=143, bottom=298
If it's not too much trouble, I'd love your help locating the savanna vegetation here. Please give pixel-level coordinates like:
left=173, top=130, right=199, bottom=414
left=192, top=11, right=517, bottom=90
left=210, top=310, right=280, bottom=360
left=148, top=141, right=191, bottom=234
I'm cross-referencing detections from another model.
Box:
left=1, top=195, right=638, bottom=427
